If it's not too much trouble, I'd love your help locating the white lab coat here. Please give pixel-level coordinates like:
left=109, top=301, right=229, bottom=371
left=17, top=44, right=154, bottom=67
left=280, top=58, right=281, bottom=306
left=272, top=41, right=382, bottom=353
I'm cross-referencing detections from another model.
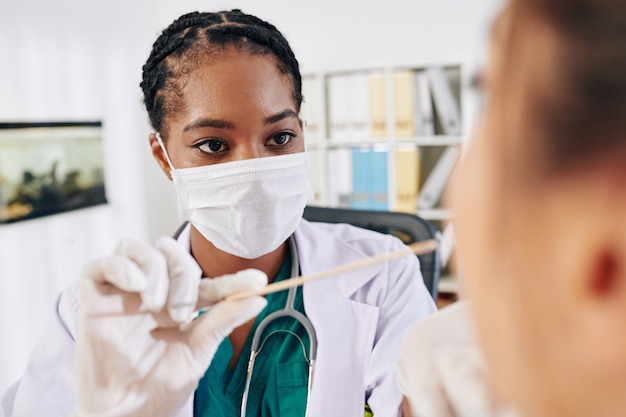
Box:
left=2, top=219, right=436, bottom=417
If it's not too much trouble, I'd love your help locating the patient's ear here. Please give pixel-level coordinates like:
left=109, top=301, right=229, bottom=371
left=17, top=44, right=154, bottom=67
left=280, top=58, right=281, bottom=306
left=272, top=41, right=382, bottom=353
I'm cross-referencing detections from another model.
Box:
left=149, top=133, right=173, bottom=180
left=579, top=168, right=626, bottom=309
left=588, top=249, right=620, bottom=298
left=571, top=192, right=626, bottom=365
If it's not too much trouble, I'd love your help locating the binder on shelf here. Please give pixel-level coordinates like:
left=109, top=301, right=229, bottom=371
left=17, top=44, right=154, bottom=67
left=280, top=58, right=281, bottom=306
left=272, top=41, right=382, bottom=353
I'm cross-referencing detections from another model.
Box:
left=439, top=222, right=456, bottom=268
left=301, top=76, right=323, bottom=142
left=393, top=70, right=416, bottom=138
left=416, top=145, right=460, bottom=209
left=414, top=70, right=435, bottom=136
left=350, top=148, right=370, bottom=209
left=369, top=71, right=387, bottom=139
left=369, top=148, right=388, bottom=211
left=395, top=144, right=420, bottom=213
left=418, top=146, right=446, bottom=188
left=302, top=64, right=463, bottom=284
left=427, top=67, right=462, bottom=135
left=349, top=72, right=372, bottom=141
left=326, top=148, right=352, bottom=208
left=307, top=148, right=324, bottom=205
left=327, top=74, right=352, bottom=141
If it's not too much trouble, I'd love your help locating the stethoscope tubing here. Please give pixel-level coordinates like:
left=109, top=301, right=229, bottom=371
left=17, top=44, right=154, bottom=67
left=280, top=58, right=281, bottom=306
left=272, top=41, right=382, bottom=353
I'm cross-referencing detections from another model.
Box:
left=240, top=235, right=318, bottom=417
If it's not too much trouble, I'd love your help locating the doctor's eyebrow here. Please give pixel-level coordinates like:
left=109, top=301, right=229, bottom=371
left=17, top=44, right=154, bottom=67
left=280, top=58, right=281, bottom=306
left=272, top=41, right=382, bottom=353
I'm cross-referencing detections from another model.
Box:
left=183, top=109, right=298, bottom=132
left=264, top=109, right=299, bottom=125
left=184, top=118, right=235, bottom=131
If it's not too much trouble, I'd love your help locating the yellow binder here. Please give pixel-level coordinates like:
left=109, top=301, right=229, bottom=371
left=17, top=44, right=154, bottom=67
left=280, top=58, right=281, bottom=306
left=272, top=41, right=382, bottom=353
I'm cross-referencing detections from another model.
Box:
left=369, top=71, right=387, bottom=139
left=395, top=144, right=420, bottom=213
left=393, top=70, right=416, bottom=138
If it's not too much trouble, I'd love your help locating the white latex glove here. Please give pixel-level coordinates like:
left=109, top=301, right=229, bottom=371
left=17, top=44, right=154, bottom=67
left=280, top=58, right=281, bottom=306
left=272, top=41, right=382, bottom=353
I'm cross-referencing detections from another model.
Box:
left=71, top=236, right=268, bottom=417
left=397, top=301, right=521, bottom=417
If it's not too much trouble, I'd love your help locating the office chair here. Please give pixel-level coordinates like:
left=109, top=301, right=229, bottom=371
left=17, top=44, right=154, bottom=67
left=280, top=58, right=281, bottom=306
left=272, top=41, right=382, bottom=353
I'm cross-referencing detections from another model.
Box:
left=303, top=206, right=441, bottom=300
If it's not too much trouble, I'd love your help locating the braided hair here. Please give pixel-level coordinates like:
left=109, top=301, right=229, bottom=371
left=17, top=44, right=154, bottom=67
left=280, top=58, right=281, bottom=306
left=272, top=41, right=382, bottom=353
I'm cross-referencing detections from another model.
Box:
left=140, top=9, right=302, bottom=134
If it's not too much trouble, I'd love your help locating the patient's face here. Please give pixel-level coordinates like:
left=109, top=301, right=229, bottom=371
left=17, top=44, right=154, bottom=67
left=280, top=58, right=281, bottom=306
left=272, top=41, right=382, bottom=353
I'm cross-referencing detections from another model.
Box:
left=450, top=7, right=589, bottom=417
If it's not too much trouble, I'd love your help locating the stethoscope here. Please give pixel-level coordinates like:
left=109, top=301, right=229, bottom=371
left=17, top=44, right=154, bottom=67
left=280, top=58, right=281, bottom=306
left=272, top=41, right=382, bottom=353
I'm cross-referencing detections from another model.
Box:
left=240, top=235, right=318, bottom=417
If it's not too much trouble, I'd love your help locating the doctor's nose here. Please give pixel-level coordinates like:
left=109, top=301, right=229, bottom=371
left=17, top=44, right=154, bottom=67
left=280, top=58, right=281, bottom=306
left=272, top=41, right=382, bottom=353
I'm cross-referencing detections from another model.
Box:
left=232, top=142, right=267, bottom=162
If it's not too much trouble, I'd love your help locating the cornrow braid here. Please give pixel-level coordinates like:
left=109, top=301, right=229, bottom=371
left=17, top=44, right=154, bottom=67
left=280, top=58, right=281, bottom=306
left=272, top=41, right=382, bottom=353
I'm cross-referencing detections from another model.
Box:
left=140, top=9, right=302, bottom=134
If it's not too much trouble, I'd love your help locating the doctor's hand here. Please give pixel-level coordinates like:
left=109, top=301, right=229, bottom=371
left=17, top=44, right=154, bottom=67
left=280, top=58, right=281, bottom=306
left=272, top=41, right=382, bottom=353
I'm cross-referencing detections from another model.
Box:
left=71, top=237, right=268, bottom=417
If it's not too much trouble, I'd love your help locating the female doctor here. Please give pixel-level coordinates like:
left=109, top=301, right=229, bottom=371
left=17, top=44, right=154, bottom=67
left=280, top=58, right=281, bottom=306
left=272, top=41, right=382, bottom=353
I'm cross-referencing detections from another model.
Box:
left=1, top=9, right=436, bottom=417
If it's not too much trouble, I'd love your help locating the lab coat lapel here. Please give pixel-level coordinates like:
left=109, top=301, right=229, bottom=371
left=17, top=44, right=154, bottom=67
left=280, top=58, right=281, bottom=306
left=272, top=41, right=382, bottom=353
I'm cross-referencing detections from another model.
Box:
left=294, top=220, right=381, bottom=417
left=295, top=220, right=383, bottom=297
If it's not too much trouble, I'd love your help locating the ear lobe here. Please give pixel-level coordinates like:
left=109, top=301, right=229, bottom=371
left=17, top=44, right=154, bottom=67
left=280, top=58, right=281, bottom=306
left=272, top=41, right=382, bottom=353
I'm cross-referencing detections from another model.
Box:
left=149, top=133, right=173, bottom=181
left=574, top=244, right=626, bottom=379
left=589, top=249, right=620, bottom=298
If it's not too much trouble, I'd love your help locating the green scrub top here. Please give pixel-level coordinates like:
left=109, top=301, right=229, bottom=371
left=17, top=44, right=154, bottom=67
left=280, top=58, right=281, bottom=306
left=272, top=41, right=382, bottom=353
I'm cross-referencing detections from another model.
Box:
left=194, top=255, right=310, bottom=417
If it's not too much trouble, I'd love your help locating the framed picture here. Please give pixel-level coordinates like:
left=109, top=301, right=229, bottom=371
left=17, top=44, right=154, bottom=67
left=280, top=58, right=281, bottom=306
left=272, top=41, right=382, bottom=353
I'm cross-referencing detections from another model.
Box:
left=0, top=122, right=107, bottom=223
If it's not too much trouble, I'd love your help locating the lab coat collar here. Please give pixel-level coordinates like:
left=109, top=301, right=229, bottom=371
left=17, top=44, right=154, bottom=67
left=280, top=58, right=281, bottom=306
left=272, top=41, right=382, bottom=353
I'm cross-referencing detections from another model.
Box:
left=176, top=220, right=383, bottom=297
left=294, top=219, right=383, bottom=298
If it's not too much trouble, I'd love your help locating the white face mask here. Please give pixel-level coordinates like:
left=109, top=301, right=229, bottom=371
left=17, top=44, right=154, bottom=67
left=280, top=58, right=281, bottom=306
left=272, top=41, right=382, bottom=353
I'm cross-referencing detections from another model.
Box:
left=155, top=134, right=314, bottom=259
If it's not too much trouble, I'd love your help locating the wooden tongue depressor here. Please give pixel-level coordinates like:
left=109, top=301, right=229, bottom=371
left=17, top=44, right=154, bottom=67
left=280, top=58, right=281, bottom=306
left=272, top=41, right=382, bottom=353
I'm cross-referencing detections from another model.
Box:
left=224, top=239, right=438, bottom=301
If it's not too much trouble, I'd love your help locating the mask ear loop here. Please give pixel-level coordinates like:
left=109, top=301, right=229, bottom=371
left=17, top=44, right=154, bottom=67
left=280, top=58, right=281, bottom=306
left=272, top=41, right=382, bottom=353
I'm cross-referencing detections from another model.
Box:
left=155, top=132, right=190, bottom=221
left=297, top=122, right=315, bottom=205
left=155, top=132, right=176, bottom=171
left=301, top=118, right=308, bottom=152
left=299, top=118, right=315, bottom=205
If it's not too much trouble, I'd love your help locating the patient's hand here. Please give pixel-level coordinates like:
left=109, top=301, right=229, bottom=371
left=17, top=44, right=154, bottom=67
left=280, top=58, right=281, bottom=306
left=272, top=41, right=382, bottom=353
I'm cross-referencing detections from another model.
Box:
left=397, top=301, right=521, bottom=417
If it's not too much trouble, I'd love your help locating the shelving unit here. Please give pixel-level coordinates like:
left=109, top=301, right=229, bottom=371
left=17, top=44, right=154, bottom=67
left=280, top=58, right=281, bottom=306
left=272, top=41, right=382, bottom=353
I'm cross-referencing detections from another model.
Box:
left=301, top=64, right=464, bottom=302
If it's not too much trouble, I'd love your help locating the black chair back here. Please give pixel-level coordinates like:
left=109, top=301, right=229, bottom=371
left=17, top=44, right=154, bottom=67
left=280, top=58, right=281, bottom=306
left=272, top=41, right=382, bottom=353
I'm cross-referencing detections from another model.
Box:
left=303, top=206, right=441, bottom=300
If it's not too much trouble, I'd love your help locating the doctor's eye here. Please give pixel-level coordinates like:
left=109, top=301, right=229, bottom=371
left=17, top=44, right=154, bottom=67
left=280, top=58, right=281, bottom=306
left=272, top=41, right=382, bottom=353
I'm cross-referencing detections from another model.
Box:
left=267, top=131, right=295, bottom=147
left=195, top=138, right=229, bottom=154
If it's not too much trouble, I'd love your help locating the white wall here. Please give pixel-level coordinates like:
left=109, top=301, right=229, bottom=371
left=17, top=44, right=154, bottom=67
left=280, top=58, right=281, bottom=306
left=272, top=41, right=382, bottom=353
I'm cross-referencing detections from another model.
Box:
left=0, top=0, right=504, bottom=395
left=0, top=0, right=161, bottom=392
